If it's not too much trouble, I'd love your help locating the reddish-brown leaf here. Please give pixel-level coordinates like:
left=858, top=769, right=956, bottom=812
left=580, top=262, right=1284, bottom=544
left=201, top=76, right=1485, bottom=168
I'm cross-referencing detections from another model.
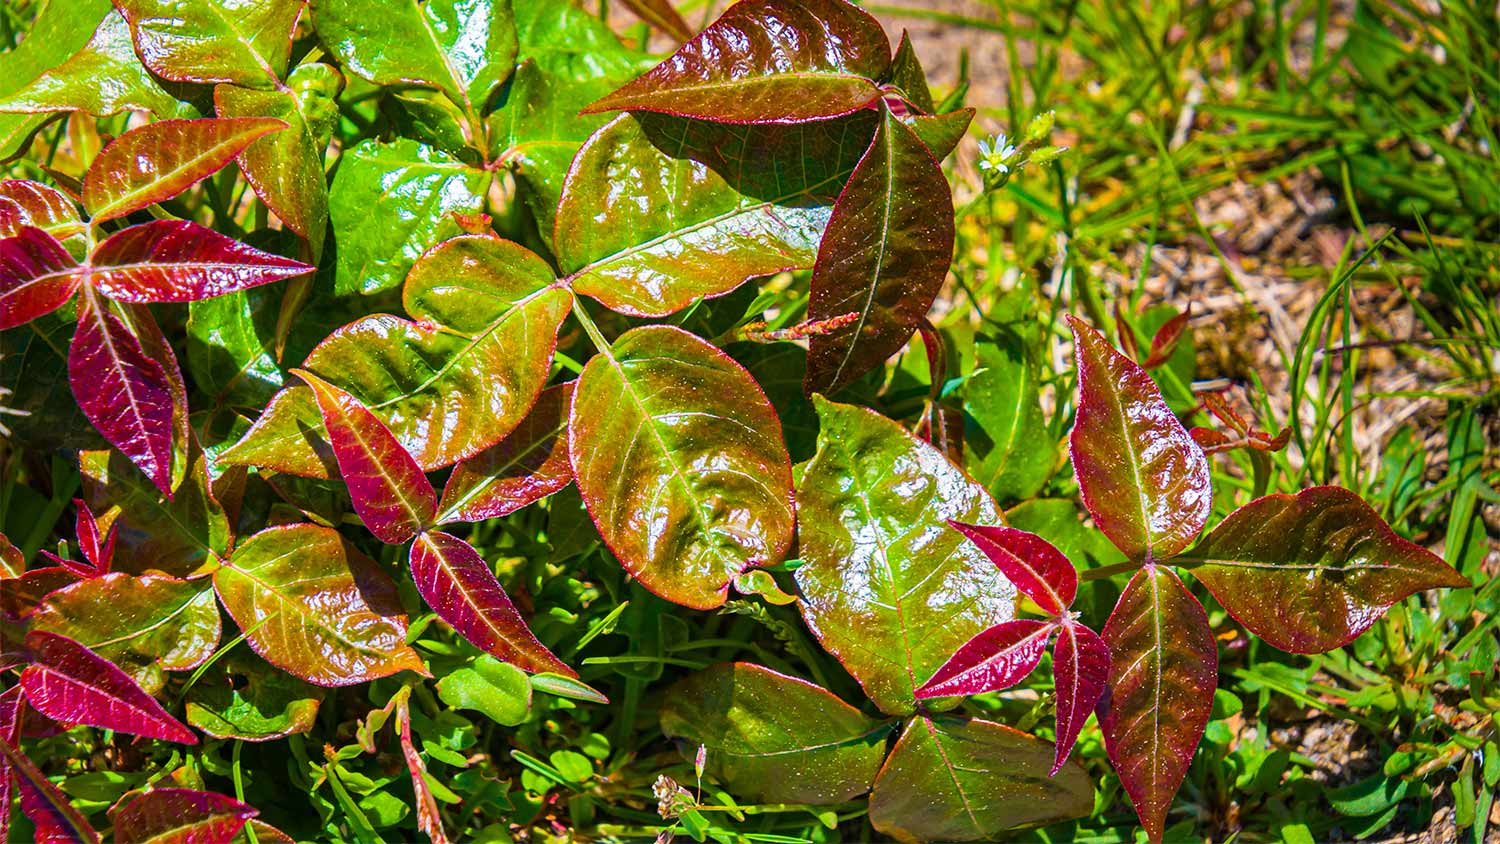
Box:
left=438, top=383, right=573, bottom=524
left=1097, top=565, right=1217, bottom=844
left=914, top=619, right=1054, bottom=699
left=0, top=532, right=21, bottom=579
left=1068, top=316, right=1210, bottom=562
left=88, top=220, right=312, bottom=303
left=1185, top=486, right=1470, bottom=653
left=396, top=697, right=449, bottom=844
left=113, top=789, right=257, bottom=844
left=295, top=369, right=437, bottom=544
left=619, top=0, right=693, bottom=41
left=948, top=521, right=1077, bottom=616
left=0, top=180, right=84, bottom=242
left=19, top=630, right=196, bottom=744
left=0, top=735, right=100, bottom=844
left=408, top=531, right=572, bottom=676
left=0, top=686, right=21, bottom=842
left=585, top=0, right=890, bottom=123
left=82, top=118, right=286, bottom=222
left=1, top=568, right=80, bottom=620
left=804, top=109, right=953, bottom=395
left=1051, top=620, right=1109, bottom=775
left=69, top=291, right=176, bottom=496
left=1141, top=306, right=1190, bottom=368
left=0, top=226, right=82, bottom=330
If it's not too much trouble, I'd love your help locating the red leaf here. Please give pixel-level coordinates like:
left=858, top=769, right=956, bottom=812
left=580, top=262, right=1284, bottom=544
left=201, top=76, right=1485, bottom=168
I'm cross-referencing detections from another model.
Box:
left=69, top=292, right=176, bottom=497
left=913, top=619, right=1054, bottom=699
left=70, top=499, right=114, bottom=574
left=585, top=0, right=891, bottom=123
left=408, top=531, right=572, bottom=676
left=113, top=789, right=257, bottom=844
left=1050, top=620, right=1109, bottom=775
left=948, top=521, right=1077, bottom=616
left=19, top=631, right=196, bottom=744
left=0, top=736, right=100, bottom=844
left=437, top=383, right=573, bottom=523
left=619, top=0, right=693, bottom=42
left=0, top=686, right=21, bottom=842
left=0, top=226, right=82, bottom=329
left=0, top=180, right=84, bottom=241
left=82, top=118, right=286, bottom=222
left=1097, top=566, right=1216, bottom=844
left=396, top=697, right=449, bottom=844
left=1068, top=315, right=1210, bottom=562
left=1185, top=486, right=1470, bottom=653
left=1, top=568, right=81, bottom=620
left=88, top=220, right=312, bottom=303
left=1141, top=306, right=1190, bottom=368
left=295, top=369, right=436, bottom=544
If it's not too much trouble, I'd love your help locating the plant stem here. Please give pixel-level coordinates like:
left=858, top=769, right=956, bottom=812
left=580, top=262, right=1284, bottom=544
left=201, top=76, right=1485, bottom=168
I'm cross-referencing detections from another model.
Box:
left=570, top=295, right=612, bottom=356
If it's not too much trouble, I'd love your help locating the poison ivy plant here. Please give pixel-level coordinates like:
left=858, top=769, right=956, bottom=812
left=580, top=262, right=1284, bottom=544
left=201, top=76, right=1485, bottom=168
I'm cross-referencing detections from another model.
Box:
left=0, top=1, right=1472, bottom=842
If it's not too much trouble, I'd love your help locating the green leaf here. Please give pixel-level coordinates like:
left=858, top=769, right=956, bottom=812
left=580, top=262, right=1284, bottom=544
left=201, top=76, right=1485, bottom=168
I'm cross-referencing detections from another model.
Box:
left=555, top=111, right=877, bottom=317
left=965, top=334, right=1056, bottom=502
left=287, top=234, right=570, bottom=470
left=1184, top=487, right=1470, bottom=653
left=0, top=10, right=188, bottom=119
left=186, top=286, right=284, bottom=409
left=217, top=385, right=335, bottom=478
left=0, top=0, right=112, bottom=158
left=794, top=398, right=1017, bottom=716
left=214, top=523, right=427, bottom=686
left=80, top=449, right=230, bottom=577
left=804, top=108, right=954, bottom=395
left=437, top=656, right=533, bottom=726
left=867, top=716, right=1093, bottom=840
left=659, top=663, right=891, bottom=805
left=327, top=138, right=489, bottom=298
left=902, top=108, right=974, bottom=162
left=311, top=0, right=517, bottom=119
left=214, top=84, right=331, bottom=247
left=485, top=0, right=652, bottom=236
left=29, top=572, right=220, bottom=695
left=888, top=32, right=935, bottom=114
left=185, top=652, right=325, bottom=741
left=585, top=0, right=890, bottom=123
left=114, top=0, right=303, bottom=87
left=570, top=325, right=796, bottom=609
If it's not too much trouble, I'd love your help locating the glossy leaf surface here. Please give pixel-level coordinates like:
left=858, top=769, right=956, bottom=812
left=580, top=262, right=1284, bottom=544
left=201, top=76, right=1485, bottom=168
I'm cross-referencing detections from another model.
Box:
left=659, top=663, right=891, bottom=805
left=570, top=325, right=795, bottom=609
left=0, top=0, right=113, bottom=158
left=115, top=0, right=302, bottom=87
left=868, top=716, right=1093, bottom=841
left=1068, top=316, right=1210, bottom=561
left=114, top=789, right=257, bottom=844
left=948, top=522, right=1077, bottom=615
left=585, top=0, right=890, bottom=123
left=185, top=286, right=283, bottom=408
left=556, top=112, right=875, bottom=317
left=0, top=532, right=20, bottom=578
left=69, top=293, right=175, bottom=495
left=297, top=369, right=436, bottom=544
left=328, top=139, right=488, bottom=297
left=185, top=653, right=323, bottom=741
left=409, top=531, right=571, bottom=675
left=217, top=386, right=334, bottom=478
left=438, top=382, right=573, bottom=523
left=83, top=118, right=285, bottom=222
left=0, top=180, right=85, bottom=243
left=795, top=398, right=1016, bottom=715
left=889, top=32, right=935, bottom=113
left=0, top=687, right=21, bottom=842
left=436, top=656, right=532, bottom=726
left=89, top=220, right=311, bottom=303
left=1051, top=620, right=1110, bottom=774
left=19, top=630, right=196, bottom=743
left=0, top=737, right=100, bottom=844
left=964, top=333, right=1055, bottom=501
left=29, top=573, right=219, bottom=695
left=1186, top=486, right=1470, bottom=653
left=804, top=110, right=954, bottom=395
left=0, top=226, right=80, bottom=330
left=286, top=235, right=570, bottom=470
left=213, top=85, right=330, bottom=245
left=214, top=524, right=424, bottom=686
left=914, top=619, right=1054, bottom=700
left=0, top=10, right=186, bottom=119
left=903, top=107, right=974, bottom=162
left=1098, top=565, right=1217, bottom=844
left=312, top=0, right=516, bottom=118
